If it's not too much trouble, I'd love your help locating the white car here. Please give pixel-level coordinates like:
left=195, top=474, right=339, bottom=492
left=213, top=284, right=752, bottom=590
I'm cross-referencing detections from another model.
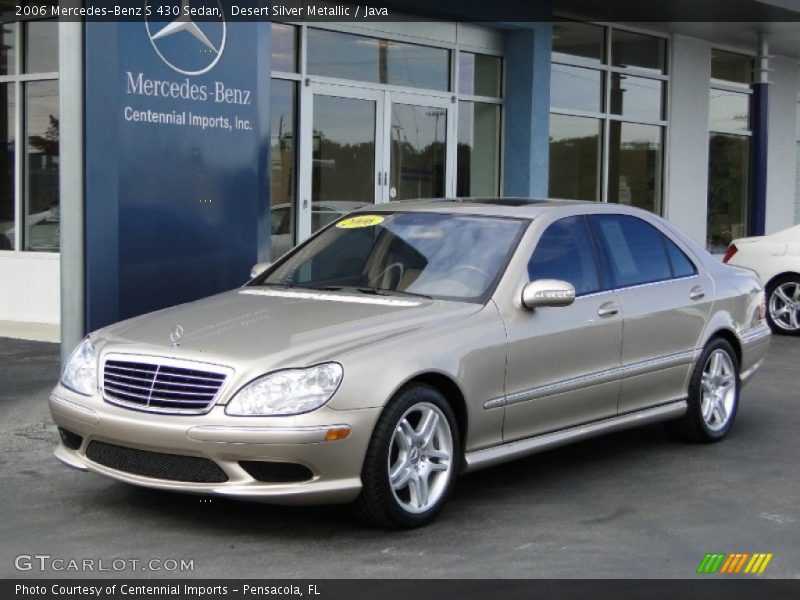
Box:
left=724, top=225, right=800, bottom=335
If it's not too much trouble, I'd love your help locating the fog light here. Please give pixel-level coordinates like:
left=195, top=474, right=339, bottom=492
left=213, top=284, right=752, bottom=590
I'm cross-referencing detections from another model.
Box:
left=324, top=426, right=351, bottom=442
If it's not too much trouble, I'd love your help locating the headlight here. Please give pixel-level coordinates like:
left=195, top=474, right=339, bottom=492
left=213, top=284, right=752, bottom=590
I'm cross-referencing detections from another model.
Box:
left=60, top=337, right=98, bottom=396
left=226, top=363, right=343, bottom=416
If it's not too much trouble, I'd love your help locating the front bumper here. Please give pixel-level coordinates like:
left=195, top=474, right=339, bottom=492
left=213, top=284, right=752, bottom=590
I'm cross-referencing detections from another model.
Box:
left=49, top=384, right=382, bottom=505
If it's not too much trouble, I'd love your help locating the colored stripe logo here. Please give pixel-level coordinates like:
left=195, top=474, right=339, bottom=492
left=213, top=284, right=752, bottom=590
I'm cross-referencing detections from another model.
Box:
left=697, top=553, right=773, bottom=574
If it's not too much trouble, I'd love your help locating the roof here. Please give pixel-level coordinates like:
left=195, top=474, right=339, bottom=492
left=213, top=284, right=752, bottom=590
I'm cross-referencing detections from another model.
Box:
left=351, top=197, right=630, bottom=219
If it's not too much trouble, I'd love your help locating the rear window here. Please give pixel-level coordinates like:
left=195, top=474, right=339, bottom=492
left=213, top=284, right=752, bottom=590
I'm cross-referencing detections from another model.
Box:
left=592, top=214, right=672, bottom=288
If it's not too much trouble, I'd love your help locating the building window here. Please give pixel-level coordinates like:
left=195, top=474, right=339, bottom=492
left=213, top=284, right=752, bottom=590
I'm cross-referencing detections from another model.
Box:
left=0, top=19, right=59, bottom=254
left=707, top=49, right=753, bottom=253
left=456, top=51, right=503, bottom=197
left=270, top=23, right=299, bottom=261
left=795, top=98, right=800, bottom=225
left=307, top=28, right=451, bottom=92
left=549, top=20, right=667, bottom=214
left=267, top=24, right=504, bottom=253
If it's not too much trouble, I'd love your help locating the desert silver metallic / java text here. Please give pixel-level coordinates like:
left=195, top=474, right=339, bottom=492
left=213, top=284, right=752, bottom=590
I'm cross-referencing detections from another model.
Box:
left=769, top=281, right=800, bottom=332
left=700, top=350, right=737, bottom=431
left=388, top=402, right=453, bottom=514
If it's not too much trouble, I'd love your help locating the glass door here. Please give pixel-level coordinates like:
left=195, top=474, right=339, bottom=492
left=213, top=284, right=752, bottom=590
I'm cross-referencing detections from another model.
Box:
left=384, top=93, right=454, bottom=202
left=299, top=84, right=384, bottom=239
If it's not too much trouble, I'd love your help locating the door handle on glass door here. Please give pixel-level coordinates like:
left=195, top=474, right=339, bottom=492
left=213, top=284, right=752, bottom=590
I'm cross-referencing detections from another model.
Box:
left=597, top=302, right=620, bottom=317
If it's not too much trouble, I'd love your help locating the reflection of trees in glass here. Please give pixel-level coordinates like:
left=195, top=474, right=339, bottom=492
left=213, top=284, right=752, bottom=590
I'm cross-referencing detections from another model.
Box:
left=30, top=115, right=59, bottom=155
left=707, top=133, right=749, bottom=250
left=391, top=138, right=445, bottom=200
left=28, top=112, right=59, bottom=215
left=312, top=131, right=375, bottom=202
left=608, top=138, right=659, bottom=211
left=549, top=134, right=599, bottom=201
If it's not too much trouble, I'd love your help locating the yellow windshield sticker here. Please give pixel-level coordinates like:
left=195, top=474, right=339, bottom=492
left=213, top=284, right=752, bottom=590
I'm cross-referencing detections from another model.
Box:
left=336, top=215, right=385, bottom=229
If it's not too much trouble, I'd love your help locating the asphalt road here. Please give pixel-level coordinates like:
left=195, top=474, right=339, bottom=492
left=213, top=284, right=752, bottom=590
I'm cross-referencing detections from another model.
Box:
left=1, top=335, right=798, bottom=579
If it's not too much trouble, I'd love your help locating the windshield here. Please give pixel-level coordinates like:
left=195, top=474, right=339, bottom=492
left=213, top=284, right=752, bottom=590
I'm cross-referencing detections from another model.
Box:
left=256, top=212, right=527, bottom=303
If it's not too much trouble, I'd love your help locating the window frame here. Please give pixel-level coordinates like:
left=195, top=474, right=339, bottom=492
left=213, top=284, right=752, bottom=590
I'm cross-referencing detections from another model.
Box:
left=549, top=18, right=669, bottom=212
left=0, top=19, right=60, bottom=256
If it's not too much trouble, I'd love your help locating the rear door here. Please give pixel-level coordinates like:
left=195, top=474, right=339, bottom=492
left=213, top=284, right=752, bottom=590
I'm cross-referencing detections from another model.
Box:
left=589, top=214, right=714, bottom=413
left=500, top=215, right=623, bottom=441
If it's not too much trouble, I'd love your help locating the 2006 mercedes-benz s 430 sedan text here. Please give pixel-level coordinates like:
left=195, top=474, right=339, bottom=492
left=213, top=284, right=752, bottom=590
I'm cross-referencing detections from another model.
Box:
left=50, top=199, right=771, bottom=528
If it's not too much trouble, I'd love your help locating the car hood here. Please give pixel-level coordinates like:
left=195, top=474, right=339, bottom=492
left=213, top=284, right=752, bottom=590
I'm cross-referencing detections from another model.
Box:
left=96, top=287, right=480, bottom=370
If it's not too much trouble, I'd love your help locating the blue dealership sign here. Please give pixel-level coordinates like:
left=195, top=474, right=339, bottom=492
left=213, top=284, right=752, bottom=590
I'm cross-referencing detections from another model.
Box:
left=84, top=9, right=270, bottom=330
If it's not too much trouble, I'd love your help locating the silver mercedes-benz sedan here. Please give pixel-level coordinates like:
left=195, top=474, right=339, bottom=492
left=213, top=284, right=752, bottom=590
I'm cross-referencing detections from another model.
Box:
left=50, top=199, right=770, bottom=528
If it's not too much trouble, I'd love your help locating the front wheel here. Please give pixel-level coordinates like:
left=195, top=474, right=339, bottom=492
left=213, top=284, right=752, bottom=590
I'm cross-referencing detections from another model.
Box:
left=665, top=338, right=740, bottom=443
left=353, top=384, right=460, bottom=529
left=766, top=275, right=800, bottom=335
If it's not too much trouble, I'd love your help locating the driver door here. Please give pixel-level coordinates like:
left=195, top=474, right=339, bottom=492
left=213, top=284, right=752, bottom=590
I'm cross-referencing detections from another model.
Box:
left=499, top=216, right=623, bottom=442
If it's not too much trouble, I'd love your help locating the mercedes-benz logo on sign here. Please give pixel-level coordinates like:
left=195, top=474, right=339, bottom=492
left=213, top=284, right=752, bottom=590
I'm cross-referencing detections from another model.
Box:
left=145, top=0, right=226, bottom=76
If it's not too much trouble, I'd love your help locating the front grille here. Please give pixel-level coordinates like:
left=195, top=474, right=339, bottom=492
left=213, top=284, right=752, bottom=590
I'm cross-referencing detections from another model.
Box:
left=86, top=441, right=228, bottom=483
left=102, top=357, right=228, bottom=414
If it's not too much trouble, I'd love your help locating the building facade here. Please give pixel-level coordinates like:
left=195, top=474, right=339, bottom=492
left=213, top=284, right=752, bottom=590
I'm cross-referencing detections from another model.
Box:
left=1, top=2, right=800, bottom=359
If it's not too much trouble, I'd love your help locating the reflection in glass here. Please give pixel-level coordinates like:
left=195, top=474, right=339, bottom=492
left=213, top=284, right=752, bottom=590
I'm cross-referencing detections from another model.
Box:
left=25, top=80, right=59, bottom=252
left=709, top=89, right=750, bottom=131
left=459, top=52, right=502, bottom=97
left=608, top=122, right=663, bottom=214
left=611, top=29, right=666, bottom=74
left=550, top=64, right=603, bottom=113
left=549, top=114, right=601, bottom=201
left=708, top=133, right=750, bottom=252
left=390, top=103, right=446, bottom=201
left=270, top=23, right=297, bottom=73
left=711, top=49, right=752, bottom=84
left=457, top=101, right=500, bottom=197
left=25, top=20, right=58, bottom=74
left=0, top=83, right=14, bottom=250
left=552, top=19, right=604, bottom=64
left=1, top=23, right=16, bottom=76
left=270, top=79, right=296, bottom=260
left=609, top=73, right=663, bottom=121
left=312, top=95, right=375, bottom=231
left=307, top=29, right=449, bottom=91
left=796, top=103, right=800, bottom=225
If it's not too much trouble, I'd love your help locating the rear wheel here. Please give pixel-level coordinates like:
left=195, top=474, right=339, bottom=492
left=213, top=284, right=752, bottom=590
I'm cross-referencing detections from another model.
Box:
left=353, top=384, right=460, bottom=529
left=766, top=275, right=800, bottom=336
left=665, top=338, right=739, bottom=443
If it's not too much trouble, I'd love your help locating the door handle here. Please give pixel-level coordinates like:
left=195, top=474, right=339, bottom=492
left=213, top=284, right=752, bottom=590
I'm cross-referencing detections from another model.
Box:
left=384, top=172, right=388, bottom=186
left=597, top=302, right=620, bottom=317
left=377, top=172, right=382, bottom=186
left=689, top=286, right=706, bottom=301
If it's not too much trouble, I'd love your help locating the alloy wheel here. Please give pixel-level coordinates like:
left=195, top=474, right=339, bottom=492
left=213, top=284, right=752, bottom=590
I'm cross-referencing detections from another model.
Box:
left=700, top=349, right=737, bottom=431
left=388, top=402, right=454, bottom=514
left=769, top=281, right=800, bottom=332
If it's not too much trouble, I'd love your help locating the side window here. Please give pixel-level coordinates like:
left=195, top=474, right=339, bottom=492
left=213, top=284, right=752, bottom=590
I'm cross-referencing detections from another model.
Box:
left=592, top=215, right=672, bottom=287
left=528, top=216, right=602, bottom=296
left=663, top=234, right=698, bottom=278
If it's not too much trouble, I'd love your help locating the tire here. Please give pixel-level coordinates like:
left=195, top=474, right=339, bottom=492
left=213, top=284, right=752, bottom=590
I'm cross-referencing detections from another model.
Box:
left=665, top=338, right=740, bottom=443
left=765, top=275, right=800, bottom=336
left=353, top=383, right=460, bottom=529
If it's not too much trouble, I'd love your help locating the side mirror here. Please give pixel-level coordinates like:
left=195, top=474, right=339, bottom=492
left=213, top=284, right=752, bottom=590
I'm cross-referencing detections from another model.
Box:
left=250, top=262, right=272, bottom=279
left=521, top=279, right=576, bottom=310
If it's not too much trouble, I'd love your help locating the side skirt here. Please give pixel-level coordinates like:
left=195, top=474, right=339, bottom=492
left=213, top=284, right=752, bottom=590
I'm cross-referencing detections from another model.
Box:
left=463, top=400, right=687, bottom=473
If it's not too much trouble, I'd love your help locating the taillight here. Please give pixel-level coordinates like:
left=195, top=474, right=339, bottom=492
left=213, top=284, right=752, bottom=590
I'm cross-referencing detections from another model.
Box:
left=722, top=244, right=738, bottom=263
